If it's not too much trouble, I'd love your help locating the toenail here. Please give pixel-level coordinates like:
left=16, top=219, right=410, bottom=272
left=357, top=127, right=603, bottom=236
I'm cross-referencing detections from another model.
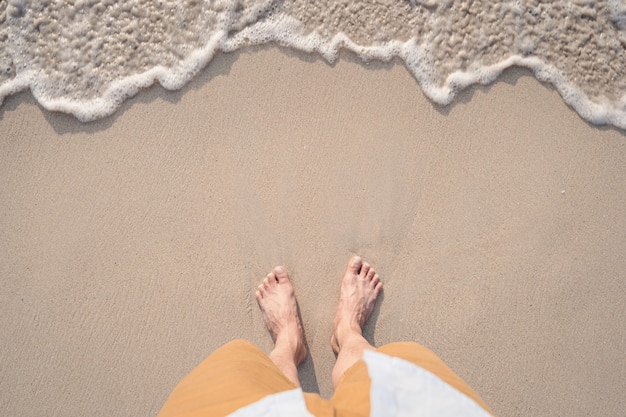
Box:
left=275, top=266, right=284, bottom=274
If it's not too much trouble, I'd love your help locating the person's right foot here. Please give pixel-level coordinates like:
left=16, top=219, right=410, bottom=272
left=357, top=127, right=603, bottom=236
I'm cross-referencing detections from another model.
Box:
left=331, top=256, right=383, bottom=354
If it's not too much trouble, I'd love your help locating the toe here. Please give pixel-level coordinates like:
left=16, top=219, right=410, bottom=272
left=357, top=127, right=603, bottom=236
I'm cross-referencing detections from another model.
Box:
left=347, top=256, right=362, bottom=275
left=366, top=268, right=376, bottom=281
left=257, top=284, right=265, bottom=298
left=375, top=282, right=383, bottom=293
left=360, top=263, right=371, bottom=278
left=266, top=272, right=278, bottom=287
left=274, top=266, right=289, bottom=283
left=255, top=290, right=262, bottom=300
left=371, top=274, right=380, bottom=287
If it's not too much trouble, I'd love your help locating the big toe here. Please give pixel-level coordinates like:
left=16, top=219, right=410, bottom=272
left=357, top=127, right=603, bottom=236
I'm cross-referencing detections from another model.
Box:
left=274, top=266, right=289, bottom=283
left=347, top=256, right=362, bottom=275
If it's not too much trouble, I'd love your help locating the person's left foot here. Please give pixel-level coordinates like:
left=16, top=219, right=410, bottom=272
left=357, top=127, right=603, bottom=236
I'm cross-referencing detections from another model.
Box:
left=256, top=267, right=307, bottom=365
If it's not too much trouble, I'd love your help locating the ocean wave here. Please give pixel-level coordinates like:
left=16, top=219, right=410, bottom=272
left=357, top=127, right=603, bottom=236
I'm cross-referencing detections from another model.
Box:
left=0, top=0, right=625, bottom=128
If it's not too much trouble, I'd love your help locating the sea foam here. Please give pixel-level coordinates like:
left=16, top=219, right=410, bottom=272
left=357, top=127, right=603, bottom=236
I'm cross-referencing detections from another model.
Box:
left=0, top=0, right=625, bottom=128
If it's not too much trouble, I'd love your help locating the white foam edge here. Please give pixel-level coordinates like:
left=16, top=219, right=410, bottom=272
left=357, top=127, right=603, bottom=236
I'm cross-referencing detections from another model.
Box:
left=0, top=74, right=31, bottom=109
left=1, top=30, right=227, bottom=122
left=430, top=54, right=626, bottom=130
left=226, top=15, right=626, bottom=130
left=1, top=13, right=625, bottom=128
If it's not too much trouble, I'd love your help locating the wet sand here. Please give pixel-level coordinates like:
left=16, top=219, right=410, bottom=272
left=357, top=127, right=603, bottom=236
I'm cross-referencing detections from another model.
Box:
left=1, top=46, right=625, bottom=417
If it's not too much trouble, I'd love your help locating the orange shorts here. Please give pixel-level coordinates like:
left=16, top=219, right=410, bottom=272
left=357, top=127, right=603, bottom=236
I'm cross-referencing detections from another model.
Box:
left=158, top=339, right=493, bottom=417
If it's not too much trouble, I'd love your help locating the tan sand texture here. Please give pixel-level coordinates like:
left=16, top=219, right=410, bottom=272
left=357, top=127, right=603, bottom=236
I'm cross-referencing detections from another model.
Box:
left=1, top=47, right=625, bottom=417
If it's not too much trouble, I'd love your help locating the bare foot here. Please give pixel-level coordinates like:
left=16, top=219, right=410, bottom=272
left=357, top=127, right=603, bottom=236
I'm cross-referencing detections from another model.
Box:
left=255, top=266, right=307, bottom=365
left=331, top=256, right=383, bottom=354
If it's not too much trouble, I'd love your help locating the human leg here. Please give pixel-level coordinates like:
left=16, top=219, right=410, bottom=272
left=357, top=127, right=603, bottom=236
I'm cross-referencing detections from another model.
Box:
left=330, top=256, right=382, bottom=388
left=158, top=266, right=308, bottom=417
left=328, top=256, right=493, bottom=416
left=255, top=266, right=307, bottom=387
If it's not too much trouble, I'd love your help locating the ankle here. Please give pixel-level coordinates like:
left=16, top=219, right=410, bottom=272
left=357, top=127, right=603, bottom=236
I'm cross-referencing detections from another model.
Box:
left=274, top=334, right=305, bottom=363
left=334, top=322, right=363, bottom=348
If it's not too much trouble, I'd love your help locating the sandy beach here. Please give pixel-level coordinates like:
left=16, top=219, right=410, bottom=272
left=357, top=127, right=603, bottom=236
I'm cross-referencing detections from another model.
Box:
left=1, top=46, right=625, bottom=416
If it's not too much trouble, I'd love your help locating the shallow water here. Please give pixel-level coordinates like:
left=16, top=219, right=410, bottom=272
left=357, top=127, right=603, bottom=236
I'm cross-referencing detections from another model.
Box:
left=1, top=0, right=625, bottom=127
